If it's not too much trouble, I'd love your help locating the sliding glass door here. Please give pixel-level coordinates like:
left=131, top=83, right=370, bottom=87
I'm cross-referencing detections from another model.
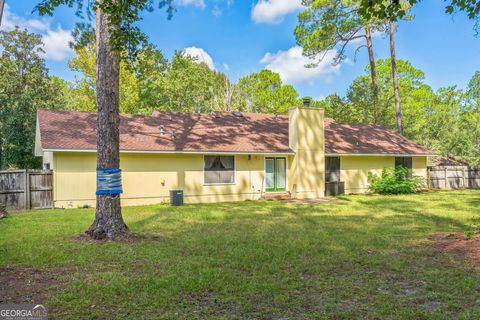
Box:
left=265, top=157, right=287, bottom=192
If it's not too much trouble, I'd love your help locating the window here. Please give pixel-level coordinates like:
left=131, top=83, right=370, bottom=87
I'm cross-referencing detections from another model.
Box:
left=325, top=157, right=341, bottom=182
left=204, top=156, right=235, bottom=184
left=395, top=157, right=413, bottom=177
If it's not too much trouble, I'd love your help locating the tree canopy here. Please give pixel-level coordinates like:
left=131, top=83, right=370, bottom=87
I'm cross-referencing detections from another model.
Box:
left=358, top=0, right=480, bottom=29
left=2, top=16, right=480, bottom=168
left=35, top=0, right=175, bottom=61
left=0, top=27, right=66, bottom=169
left=233, top=69, right=299, bottom=114
left=295, top=0, right=385, bottom=65
left=320, top=58, right=480, bottom=165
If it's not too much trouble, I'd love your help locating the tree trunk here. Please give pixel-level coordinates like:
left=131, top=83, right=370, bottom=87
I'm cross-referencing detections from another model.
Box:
left=389, top=20, right=404, bottom=135
left=0, top=137, right=3, bottom=170
left=0, top=0, right=5, bottom=169
left=365, top=26, right=379, bottom=124
left=0, top=0, right=5, bottom=27
left=223, top=77, right=234, bottom=111
left=86, top=2, right=129, bottom=240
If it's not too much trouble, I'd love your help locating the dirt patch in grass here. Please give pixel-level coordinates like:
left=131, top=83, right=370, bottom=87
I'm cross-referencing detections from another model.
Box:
left=429, top=232, right=480, bottom=269
left=0, top=266, right=70, bottom=304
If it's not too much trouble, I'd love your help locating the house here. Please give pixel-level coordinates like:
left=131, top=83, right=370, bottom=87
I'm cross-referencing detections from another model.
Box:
left=35, top=106, right=435, bottom=208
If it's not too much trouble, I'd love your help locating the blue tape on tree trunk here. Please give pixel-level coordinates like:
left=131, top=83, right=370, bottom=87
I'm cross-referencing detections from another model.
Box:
left=96, top=168, right=123, bottom=195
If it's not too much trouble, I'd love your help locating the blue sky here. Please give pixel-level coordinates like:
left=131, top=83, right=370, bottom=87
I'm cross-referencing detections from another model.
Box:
left=3, top=0, right=480, bottom=99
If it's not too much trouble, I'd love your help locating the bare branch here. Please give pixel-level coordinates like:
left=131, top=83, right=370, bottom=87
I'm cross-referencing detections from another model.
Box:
left=353, top=45, right=367, bottom=62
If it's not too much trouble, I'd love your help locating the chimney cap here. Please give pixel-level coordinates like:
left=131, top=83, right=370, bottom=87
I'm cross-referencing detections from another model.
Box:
left=302, top=97, right=312, bottom=108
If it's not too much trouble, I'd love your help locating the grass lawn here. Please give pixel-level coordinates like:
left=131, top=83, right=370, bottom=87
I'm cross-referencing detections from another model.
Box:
left=1, top=190, right=480, bottom=319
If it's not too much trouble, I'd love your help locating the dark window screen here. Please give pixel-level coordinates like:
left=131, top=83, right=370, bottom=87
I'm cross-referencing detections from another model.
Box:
left=395, top=157, right=413, bottom=177
left=326, top=157, right=341, bottom=182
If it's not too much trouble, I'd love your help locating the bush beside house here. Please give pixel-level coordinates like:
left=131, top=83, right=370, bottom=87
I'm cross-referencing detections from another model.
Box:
left=368, top=167, right=426, bottom=194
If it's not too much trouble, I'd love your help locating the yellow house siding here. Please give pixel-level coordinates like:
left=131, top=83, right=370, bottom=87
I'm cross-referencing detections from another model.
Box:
left=340, top=156, right=429, bottom=194
left=53, top=152, right=97, bottom=208
left=288, top=107, right=325, bottom=198
left=290, top=150, right=325, bottom=198
left=340, top=156, right=393, bottom=194
left=413, top=156, right=428, bottom=177
left=52, top=152, right=266, bottom=208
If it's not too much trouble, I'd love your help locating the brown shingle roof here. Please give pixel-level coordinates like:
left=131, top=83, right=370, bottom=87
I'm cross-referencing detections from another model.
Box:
left=324, top=120, right=434, bottom=155
left=37, top=109, right=292, bottom=153
left=37, top=109, right=434, bottom=155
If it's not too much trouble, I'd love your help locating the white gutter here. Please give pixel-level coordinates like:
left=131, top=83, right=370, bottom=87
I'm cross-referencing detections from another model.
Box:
left=42, top=149, right=435, bottom=157
left=42, top=148, right=296, bottom=156
left=326, top=153, right=437, bottom=157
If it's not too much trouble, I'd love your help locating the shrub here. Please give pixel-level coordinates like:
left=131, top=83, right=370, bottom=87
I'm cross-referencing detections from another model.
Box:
left=464, top=216, right=480, bottom=240
left=368, top=167, right=425, bottom=194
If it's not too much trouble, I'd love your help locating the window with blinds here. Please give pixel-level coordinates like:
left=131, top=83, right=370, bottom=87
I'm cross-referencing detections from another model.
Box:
left=204, top=156, right=235, bottom=184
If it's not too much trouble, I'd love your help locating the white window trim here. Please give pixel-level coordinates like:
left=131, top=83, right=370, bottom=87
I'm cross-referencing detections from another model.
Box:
left=203, top=155, right=236, bottom=186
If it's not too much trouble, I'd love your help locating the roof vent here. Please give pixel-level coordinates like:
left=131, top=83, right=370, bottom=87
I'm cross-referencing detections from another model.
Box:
left=160, top=125, right=165, bottom=136
left=232, top=111, right=244, bottom=118
left=172, top=129, right=176, bottom=139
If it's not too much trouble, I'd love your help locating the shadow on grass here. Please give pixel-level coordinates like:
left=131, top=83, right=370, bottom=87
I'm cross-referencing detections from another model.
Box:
left=126, top=197, right=469, bottom=260
left=4, top=192, right=480, bottom=319
left=467, top=197, right=480, bottom=206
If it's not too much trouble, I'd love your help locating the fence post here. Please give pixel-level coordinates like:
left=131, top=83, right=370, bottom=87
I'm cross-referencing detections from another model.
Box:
left=24, top=169, right=30, bottom=210
left=444, top=167, right=449, bottom=190
left=427, top=167, right=431, bottom=189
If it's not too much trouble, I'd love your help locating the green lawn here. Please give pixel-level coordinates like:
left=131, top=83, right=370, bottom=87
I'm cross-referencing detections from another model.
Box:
left=1, top=190, right=480, bottom=319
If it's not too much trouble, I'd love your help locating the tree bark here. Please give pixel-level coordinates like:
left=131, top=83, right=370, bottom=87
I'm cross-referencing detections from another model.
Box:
left=223, top=77, right=234, bottom=111
left=389, top=20, right=404, bottom=135
left=0, top=137, right=3, bottom=170
left=365, top=26, right=379, bottom=124
left=0, top=4, right=7, bottom=166
left=86, top=2, right=129, bottom=240
left=0, top=0, right=5, bottom=27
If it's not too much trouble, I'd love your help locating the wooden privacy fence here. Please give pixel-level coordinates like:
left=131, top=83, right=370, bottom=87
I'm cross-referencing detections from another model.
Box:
left=0, top=170, right=53, bottom=211
left=428, top=166, right=480, bottom=189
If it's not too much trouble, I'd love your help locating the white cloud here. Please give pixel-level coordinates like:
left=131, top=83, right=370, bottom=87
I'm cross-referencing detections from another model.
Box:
left=251, top=0, right=303, bottom=24
left=222, top=63, right=230, bottom=71
left=42, top=27, right=74, bottom=61
left=176, top=0, right=206, bottom=9
left=260, top=46, right=341, bottom=85
left=2, top=4, right=73, bottom=61
left=183, top=46, right=215, bottom=70
left=2, top=5, right=50, bottom=32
